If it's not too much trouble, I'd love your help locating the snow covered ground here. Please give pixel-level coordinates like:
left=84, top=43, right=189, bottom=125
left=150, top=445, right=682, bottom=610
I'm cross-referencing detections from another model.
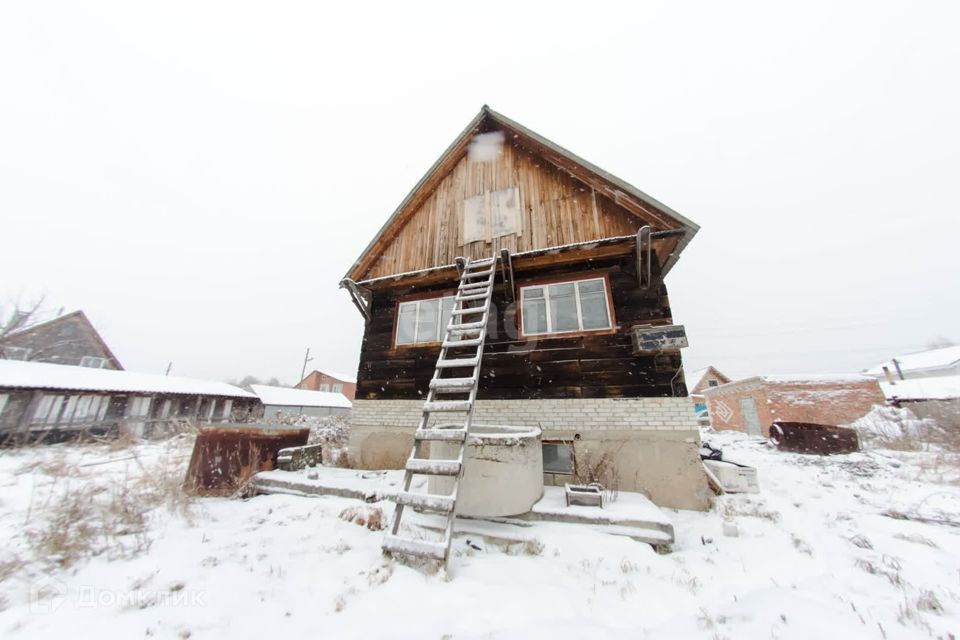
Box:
left=1, top=431, right=959, bottom=639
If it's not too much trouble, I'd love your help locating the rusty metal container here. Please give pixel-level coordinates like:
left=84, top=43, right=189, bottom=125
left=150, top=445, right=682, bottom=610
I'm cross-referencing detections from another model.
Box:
left=184, top=425, right=309, bottom=496
left=770, top=421, right=860, bottom=455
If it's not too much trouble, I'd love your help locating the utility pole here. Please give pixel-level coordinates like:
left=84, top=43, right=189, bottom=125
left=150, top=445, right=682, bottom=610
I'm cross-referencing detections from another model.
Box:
left=300, top=348, right=313, bottom=384
left=165, top=361, right=173, bottom=376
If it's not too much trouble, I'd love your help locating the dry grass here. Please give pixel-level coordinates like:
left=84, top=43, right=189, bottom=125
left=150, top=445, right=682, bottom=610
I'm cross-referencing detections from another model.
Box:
left=23, top=444, right=195, bottom=568
left=338, top=505, right=384, bottom=531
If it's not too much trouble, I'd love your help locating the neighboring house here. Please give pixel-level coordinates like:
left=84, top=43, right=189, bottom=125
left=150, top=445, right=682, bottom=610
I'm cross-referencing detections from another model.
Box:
left=0, top=310, right=123, bottom=370
left=251, top=384, right=352, bottom=418
left=881, top=375, right=960, bottom=427
left=704, top=374, right=885, bottom=437
left=338, top=106, right=708, bottom=510
left=864, top=345, right=960, bottom=381
left=685, top=365, right=732, bottom=414
left=295, top=369, right=357, bottom=400
left=0, top=359, right=257, bottom=441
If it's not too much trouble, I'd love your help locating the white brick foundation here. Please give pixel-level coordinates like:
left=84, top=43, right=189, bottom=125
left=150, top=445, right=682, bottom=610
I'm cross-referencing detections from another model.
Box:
left=350, top=397, right=700, bottom=434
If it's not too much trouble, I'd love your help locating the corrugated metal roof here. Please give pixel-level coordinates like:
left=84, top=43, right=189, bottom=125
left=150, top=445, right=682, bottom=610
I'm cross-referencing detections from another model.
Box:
left=251, top=384, right=352, bottom=409
left=0, top=359, right=255, bottom=398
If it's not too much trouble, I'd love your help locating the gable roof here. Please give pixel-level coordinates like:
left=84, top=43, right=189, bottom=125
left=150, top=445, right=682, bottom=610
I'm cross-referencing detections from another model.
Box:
left=864, top=345, right=960, bottom=377
left=5, top=310, right=124, bottom=370
left=251, top=384, right=352, bottom=409
left=0, top=359, right=254, bottom=398
left=307, top=369, right=357, bottom=384
left=344, top=105, right=699, bottom=282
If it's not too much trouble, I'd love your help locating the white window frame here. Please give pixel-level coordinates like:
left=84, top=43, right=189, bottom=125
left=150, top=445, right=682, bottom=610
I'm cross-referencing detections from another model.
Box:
left=395, top=294, right=457, bottom=346
left=3, top=346, right=31, bottom=361
left=332, top=383, right=343, bottom=393
left=519, top=276, right=613, bottom=337
left=319, top=383, right=330, bottom=392
left=79, top=356, right=107, bottom=368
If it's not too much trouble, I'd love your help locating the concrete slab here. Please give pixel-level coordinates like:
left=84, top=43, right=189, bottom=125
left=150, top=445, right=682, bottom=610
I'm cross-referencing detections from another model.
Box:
left=252, top=469, right=674, bottom=548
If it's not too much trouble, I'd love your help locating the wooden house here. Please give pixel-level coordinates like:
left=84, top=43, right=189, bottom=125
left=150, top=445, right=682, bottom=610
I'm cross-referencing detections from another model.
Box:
left=340, top=107, right=709, bottom=510
left=1, top=310, right=123, bottom=370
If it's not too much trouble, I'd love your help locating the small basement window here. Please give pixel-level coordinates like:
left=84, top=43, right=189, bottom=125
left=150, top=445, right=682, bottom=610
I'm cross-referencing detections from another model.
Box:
left=542, top=442, right=575, bottom=475
left=79, top=356, right=107, bottom=368
left=520, top=276, right=613, bottom=337
left=395, top=295, right=456, bottom=346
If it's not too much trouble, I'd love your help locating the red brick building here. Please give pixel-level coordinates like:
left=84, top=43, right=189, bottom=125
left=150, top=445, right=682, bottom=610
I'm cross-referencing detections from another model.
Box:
left=295, top=369, right=357, bottom=401
left=703, top=374, right=885, bottom=437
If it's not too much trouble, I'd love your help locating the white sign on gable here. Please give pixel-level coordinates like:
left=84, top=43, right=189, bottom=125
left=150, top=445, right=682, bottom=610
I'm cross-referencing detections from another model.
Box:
left=463, top=194, right=487, bottom=244
left=491, top=187, right=521, bottom=238
left=461, top=186, right=522, bottom=244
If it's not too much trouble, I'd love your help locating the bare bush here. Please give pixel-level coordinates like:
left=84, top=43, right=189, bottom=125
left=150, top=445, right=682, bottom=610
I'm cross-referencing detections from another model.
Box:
left=574, top=448, right=620, bottom=502
left=847, top=405, right=936, bottom=451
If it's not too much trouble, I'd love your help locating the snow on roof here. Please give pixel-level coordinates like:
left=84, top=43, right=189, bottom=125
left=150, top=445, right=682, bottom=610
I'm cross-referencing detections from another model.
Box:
left=317, top=369, right=357, bottom=384
left=251, top=385, right=352, bottom=409
left=881, top=375, right=960, bottom=401
left=760, top=374, right=874, bottom=384
left=685, top=367, right=710, bottom=388
left=864, top=345, right=960, bottom=376
left=0, top=359, right=255, bottom=398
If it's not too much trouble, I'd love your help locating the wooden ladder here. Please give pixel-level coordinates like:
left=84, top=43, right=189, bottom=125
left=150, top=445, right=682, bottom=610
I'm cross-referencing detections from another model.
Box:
left=382, top=255, right=498, bottom=565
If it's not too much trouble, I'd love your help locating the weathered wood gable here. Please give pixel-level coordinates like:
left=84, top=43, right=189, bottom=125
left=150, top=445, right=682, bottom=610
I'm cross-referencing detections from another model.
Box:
left=364, top=142, right=649, bottom=279
left=346, top=106, right=699, bottom=283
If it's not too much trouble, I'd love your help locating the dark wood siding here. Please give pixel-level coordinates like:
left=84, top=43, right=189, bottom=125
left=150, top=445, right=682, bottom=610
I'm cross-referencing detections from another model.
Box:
left=356, top=252, right=687, bottom=400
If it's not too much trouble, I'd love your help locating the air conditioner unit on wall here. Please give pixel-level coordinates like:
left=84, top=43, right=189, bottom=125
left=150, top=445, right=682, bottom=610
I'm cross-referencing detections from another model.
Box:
left=630, top=324, right=688, bottom=355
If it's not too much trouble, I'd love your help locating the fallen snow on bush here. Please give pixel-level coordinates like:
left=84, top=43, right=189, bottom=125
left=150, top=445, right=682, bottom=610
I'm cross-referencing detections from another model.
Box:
left=0, top=431, right=958, bottom=639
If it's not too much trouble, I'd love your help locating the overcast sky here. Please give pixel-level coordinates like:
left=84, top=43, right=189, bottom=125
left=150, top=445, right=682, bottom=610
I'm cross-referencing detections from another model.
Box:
left=1, top=1, right=957, bottom=384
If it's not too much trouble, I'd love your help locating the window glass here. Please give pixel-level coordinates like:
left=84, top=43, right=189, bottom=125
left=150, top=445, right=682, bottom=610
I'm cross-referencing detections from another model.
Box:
left=522, top=294, right=548, bottom=335
left=520, top=277, right=612, bottom=336
left=415, top=298, right=440, bottom=343
left=548, top=282, right=578, bottom=332
left=80, top=356, right=107, bottom=368
left=542, top=442, right=574, bottom=474
left=440, top=297, right=455, bottom=337
left=396, top=302, right=417, bottom=345
left=396, top=295, right=456, bottom=345
left=319, top=384, right=330, bottom=392
left=578, top=280, right=610, bottom=330
left=332, top=384, right=343, bottom=393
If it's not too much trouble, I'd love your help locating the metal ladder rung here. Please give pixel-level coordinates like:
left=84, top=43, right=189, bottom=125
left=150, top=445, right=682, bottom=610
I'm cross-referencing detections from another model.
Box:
left=429, top=376, right=477, bottom=391
left=406, top=458, right=461, bottom=476
left=448, top=321, right=485, bottom=334
left=435, top=357, right=479, bottom=369
left=414, top=428, right=467, bottom=442
left=393, top=491, right=455, bottom=513
left=442, top=336, right=483, bottom=348
left=451, top=306, right=488, bottom=317
left=423, top=399, right=472, bottom=412
left=463, top=268, right=494, bottom=279
left=383, top=535, right=448, bottom=561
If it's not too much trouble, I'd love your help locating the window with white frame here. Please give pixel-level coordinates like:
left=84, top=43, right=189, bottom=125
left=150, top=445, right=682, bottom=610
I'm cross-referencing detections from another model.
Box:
left=332, top=383, right=343, bottom=393
left=3, top=346, right=31, bottom=361
left=319, top=383, right=330, bottom=392
left=395, top=295, right=456, bottom=346
left=79, top=356, right=107, bottom=368
left=520, top=277, right=612, bottom=337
